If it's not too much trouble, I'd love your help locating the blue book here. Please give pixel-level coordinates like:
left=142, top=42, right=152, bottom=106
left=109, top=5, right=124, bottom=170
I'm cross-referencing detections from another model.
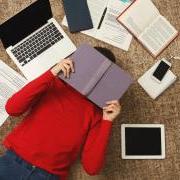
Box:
left=62, top=0, right=93, bottom=32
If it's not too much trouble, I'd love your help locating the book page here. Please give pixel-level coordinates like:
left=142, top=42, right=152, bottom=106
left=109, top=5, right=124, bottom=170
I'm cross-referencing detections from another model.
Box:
left=96, top=0, right=133, bottom=51
left=0, top=60, right=27, bottom=126
left=118, top=0, right=159, bottom=37
left=139, top=15, right=178, bottom=56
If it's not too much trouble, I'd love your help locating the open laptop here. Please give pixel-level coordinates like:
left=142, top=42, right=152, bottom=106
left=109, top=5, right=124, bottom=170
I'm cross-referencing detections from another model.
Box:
left=0, top=0, right=76, bottom=81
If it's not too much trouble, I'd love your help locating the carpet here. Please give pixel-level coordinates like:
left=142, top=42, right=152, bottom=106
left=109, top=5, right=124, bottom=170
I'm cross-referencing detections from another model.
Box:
left=0, top=0, right=180, bottom=180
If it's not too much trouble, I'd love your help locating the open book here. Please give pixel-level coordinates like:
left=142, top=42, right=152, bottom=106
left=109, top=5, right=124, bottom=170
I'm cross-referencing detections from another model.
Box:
left=117, top=0, right=178, bottom=57
left=58, top=44, right=133, bottom=108
left=0, top=60, right=27, bottom=126
left=62, top=0, right=133, bottom=51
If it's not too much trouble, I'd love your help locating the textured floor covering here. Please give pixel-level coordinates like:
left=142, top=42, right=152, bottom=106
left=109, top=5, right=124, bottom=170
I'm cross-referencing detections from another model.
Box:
left=0, top=0, right=180, bottom=180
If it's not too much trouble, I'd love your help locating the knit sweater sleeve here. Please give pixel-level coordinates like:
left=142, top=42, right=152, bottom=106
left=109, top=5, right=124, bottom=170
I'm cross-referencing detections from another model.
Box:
left=81, top=105, right=112, bottom=175
left=5, top=69, right=61, bottom=116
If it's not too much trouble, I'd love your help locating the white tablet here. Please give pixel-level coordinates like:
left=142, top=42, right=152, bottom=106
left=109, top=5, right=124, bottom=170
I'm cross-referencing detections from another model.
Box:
left=121, top=124, right=165, bottom=159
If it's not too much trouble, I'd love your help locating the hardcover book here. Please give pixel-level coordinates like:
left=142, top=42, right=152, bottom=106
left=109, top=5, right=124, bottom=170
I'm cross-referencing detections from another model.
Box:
left=59, top=44, right=133, bottom=108
left=117, top=0, right=178, bottom=57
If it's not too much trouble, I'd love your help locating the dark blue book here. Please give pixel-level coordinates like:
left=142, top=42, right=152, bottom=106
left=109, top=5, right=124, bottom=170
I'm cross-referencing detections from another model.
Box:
left=62, top=0, right=93, bottom=32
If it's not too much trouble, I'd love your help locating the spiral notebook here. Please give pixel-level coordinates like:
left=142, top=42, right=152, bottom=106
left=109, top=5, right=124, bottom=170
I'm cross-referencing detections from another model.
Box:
left=58, top=44, right=133, bottom=108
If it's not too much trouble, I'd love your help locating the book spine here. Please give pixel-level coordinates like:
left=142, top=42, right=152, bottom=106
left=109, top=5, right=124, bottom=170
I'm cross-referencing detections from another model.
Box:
left=82, top=60, right=112, bottom=95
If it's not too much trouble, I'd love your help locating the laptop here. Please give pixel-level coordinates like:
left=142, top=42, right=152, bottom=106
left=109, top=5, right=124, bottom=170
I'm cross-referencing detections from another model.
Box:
left=0, top=0, right=76, bottom=81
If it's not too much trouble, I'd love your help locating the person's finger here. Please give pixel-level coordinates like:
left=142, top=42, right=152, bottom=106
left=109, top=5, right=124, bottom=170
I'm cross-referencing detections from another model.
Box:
left=106, top=100, right=119, bottom=105
left=65, top=58, right=72, bottom=62
left=107, top=104, right=116, bottom=109
left=65, top=60, right=75, bottom=73
left=105, top=104, right=118, bottom=111
left=107, top=102, right=121, bottom=110
left=103, top=105, right=120, bottom=114
left=61, top=66, right=67, bottom=78
left=63, top=64, right=71, bottom=78
left=63, top=64, right=70, bottom=78
left=103, top=103, right=115, bottom=109
left=104, top=107, right=115, bottom=112
left=103, top=106, right=115, bottom=112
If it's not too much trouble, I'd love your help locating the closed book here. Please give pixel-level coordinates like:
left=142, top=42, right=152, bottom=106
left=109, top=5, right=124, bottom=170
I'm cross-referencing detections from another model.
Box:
left=62, top=0, right=93, bottom=32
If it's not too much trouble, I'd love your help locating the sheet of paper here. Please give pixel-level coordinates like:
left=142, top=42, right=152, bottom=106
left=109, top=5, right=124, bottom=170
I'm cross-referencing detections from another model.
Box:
left=62, top=0, right=133, bottom=51
left=118, top=0, right=159, bottom=37
left=82, top=0, right=109, bottom=36
left=0, top=60, right=27, bottom=126
left=96, top=0, right=133, bottom=51
left=62, top=0, right=108, bottom=36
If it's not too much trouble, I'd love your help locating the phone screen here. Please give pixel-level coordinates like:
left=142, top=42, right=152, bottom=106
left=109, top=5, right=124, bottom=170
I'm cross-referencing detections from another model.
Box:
left=153, top=61, right=170, bottom=81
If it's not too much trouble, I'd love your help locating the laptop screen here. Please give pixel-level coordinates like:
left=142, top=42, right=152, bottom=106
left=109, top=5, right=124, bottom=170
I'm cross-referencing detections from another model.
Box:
left=0, top=0, right=52, bottom=48
left=125, top=127, right=162, bottom=155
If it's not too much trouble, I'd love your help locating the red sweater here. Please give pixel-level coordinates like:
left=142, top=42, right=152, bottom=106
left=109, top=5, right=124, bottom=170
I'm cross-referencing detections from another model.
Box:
left=3, top=69, right=112, bottom=180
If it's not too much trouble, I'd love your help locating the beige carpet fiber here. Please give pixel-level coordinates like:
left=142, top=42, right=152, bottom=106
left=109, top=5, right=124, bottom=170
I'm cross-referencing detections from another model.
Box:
left=0, top=0, right=180, bottom=180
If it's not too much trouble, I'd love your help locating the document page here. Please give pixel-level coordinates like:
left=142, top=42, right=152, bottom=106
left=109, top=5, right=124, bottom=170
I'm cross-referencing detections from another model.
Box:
left=139, top=15, right=178, bottom=56
left=96, top=0, right=133, bottom=51
left=62, top=0, right=133, bottom=51
left=82, top=0, right=109, bottom=36
left=0, top=60, right=27, bottom=126
left=118, top=0, right=159, bottom=37
left=62, top=0, right=108, bottom=37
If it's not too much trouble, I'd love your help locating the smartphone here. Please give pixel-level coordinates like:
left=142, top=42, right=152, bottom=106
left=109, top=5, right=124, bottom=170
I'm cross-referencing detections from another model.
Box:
left=152, top=59, right=171, bottom=83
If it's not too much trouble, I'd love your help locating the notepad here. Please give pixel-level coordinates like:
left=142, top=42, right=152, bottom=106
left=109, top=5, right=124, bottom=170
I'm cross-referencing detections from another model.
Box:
left=58, top=44, right=133, bottom=108
left=138, top=59, right=177, bottom=99
left=117, top=0, right=178, bottom=57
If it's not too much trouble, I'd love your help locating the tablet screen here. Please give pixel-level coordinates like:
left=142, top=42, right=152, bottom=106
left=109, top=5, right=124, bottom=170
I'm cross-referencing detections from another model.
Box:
left=125, top=127, right=162, bottom=155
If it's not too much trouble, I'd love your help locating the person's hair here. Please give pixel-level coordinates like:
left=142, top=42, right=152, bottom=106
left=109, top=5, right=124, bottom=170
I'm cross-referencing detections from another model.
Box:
left=94, top=47, right=116, bottom=63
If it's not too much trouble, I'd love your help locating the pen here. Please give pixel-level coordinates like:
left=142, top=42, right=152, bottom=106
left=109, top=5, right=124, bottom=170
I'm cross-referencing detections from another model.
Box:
left=97, top=7, right=107, bottom=30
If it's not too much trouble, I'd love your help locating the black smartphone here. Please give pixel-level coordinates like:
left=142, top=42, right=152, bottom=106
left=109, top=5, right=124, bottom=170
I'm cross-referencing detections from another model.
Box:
left=152, top=59, right=171, bottom=83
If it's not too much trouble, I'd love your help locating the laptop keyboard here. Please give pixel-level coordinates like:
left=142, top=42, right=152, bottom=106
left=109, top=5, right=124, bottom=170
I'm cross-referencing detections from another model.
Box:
left=11, top=23, right=64, bottom=67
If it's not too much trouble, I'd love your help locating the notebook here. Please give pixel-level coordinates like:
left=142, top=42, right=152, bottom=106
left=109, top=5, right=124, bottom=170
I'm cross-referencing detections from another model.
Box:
left=58, top=44, right=133, bottom=108
left=62, top=0, right=133, bottom=51
left=62, top=0, right=93, bottom=32
left=117, top=0, right=178, bottom=57
left=138, top=59, right=177, bottom=99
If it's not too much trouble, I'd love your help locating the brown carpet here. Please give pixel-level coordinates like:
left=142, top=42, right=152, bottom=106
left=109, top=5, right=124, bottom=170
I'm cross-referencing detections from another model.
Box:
left=0, top=0, right=180, bottom=180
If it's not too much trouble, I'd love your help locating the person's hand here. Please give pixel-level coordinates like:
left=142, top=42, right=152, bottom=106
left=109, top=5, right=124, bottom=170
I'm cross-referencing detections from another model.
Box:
left=50, top=58, right=75, bottom=77
left=103, top=100, right=121, bottom=121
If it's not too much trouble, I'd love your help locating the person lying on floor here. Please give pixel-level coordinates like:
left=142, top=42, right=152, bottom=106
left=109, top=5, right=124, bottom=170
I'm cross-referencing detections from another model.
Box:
left=0, top=48, right=121, bottom=180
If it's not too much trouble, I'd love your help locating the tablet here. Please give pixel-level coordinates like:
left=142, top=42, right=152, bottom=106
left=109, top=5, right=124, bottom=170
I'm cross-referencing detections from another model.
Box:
left=121, top=124, right=165, bottom=159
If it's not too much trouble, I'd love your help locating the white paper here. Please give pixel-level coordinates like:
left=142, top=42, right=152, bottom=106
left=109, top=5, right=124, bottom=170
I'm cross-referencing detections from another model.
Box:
left=96, top=0, right=133, bottom=50
left=0, top=60, right=27, bottom=126
left=118, top=0, right=178, bottom=56
left=139, top=15, right=178, bottom=56
left=62, top=0, right=133, bottom=51
left=119, top=0, right=159, bottom=37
